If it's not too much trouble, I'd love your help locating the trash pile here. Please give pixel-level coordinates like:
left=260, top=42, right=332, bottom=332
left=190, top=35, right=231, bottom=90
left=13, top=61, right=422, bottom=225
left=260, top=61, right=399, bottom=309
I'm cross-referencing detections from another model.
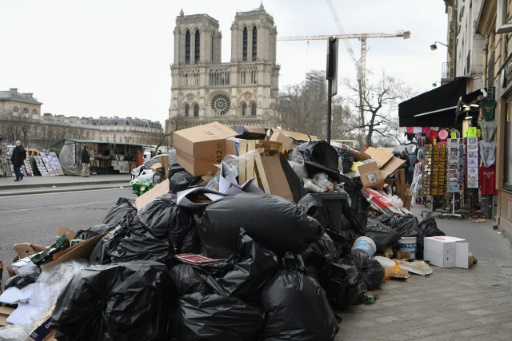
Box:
left=0, top=122, right=474, bottom=340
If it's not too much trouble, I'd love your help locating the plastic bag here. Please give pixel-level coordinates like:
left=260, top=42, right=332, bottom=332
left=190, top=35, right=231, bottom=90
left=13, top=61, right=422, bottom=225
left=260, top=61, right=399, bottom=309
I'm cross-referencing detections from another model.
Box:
left=194, top=230, right=279, bottom=303
left=76, top=223, right=114, bottom=240
left=137, top=193, right=194, bottom=251
left=89, top=225, right=129, bottom=265
left=171, top=293, right=264, bottom=341
left=342, top=252, right=385, bottom=293
left=198, top=193, right=323, bottom=258
left=51, top=261, right=176, bottom=341
left=260, top=254, right=339, bottom=340
left=365, top=217, right=401, bottom=252
left=380, top=214, right=419, bottom=238
left=170, top=170, right=202, bottom=194
left=102, top=197, right=137, bottom=229
left=170, top=264, right=211, bottom=296
left=337, top=174, right=369, bottom=236
left=5, top=270, right=40, bottom=290
left=416, top=214, right=445, bottom=259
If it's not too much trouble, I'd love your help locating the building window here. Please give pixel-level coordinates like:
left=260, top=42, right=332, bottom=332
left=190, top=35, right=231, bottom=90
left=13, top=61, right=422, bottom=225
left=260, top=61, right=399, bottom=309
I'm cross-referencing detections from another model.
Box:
left=243, top=27, right=248, bottom=61
left=185, top=30, right=191, bottom=64
left=242, top=102, right=247, bottom=116
left=23, top=108, right=29, bottom=118
left=195, top=30, right=200, bottom=64
left=185, top=104, right=190, bottom=117
left=251, top=102, right=256, bottom=116
left=211, top=94, right=230, bottom=115
left=252, top=26, right=257, bottom=61
left=194, top=104, right=199, bottom=117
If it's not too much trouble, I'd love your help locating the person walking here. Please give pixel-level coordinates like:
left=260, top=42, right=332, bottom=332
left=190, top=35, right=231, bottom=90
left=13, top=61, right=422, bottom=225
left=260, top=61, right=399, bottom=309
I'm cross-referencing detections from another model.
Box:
left=135, top=150, right=144, bottom=167
left=10, top=140, right=26, bottom=181
left=81, top=146, right=91, bottom=177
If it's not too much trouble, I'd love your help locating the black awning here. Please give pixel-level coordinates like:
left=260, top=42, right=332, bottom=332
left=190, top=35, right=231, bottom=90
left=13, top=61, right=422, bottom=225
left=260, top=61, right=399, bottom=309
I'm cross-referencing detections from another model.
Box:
left=398, top=78, right=467, bottom=127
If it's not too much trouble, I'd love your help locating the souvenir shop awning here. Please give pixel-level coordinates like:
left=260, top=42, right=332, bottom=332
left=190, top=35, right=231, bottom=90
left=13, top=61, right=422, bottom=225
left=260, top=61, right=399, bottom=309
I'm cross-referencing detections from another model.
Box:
left=398, top=78, right=467, bottom=127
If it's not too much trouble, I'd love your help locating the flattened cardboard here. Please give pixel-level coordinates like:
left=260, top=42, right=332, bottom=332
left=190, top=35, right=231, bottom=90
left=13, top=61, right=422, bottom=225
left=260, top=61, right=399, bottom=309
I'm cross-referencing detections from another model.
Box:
left=254, top=150, right=294, bottom=201
left=41, top=233, right=106, bottom=271
left=269, top=129, right=317, bottom=151
left=174, top=122, right=238, bottom=176
left=365, top=147, right=405, bottom=178
left=135, top=179, right=170, bottom=210
left=0, top=305, right=15, bottom=326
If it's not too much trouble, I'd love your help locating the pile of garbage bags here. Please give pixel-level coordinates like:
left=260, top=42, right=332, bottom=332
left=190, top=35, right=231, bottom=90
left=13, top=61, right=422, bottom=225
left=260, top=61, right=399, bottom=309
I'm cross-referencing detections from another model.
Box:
left=0, top=140, right=446, bottom=340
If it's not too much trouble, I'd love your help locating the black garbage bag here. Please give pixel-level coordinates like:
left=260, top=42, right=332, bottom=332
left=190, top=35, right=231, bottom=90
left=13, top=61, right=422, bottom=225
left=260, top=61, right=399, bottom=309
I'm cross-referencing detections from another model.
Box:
left=76, top=223, right=115, bottom=240
left=102, top=197, right=137, bottom=229
left=178, top=225, right=201, bottom=254
left=170, top=264, right=211, bottom=295
left=365, top=217, right=401, bottom=252
left=260, top=254, right=339, bottom=340
left=5, top=269, right=40, bottom=290
left=109, top=223, right=171, bottom=264
left=51, top=261, right=176, bottom=341
left=331, top=145, right=355, bottom=174
left=137, top=193, right=194, bottom=251
left=338, top=174, right=369, bottom=236
left=296, top=140, right=340, bottom=182
left=89, top=225, right=129, bottom=265
left=170, top=171, right=202, bottom=194
left=171, top=293, right=265, bottom=341
left=198, top=193, right=323, bottom=258
left=416, top=214, right=446, bottom=259
left=298, top=193, right=358, bottom=258
left=194, top=230, right=279, bottom=303
left=342, top=252, right=384, bottom=295
left=380, top=214, right=419, bottom=238
left=302, top=234, right=361, bottom=311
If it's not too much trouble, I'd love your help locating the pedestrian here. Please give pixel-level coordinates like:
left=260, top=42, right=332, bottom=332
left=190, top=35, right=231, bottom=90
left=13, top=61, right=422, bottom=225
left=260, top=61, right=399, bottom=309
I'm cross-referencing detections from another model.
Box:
left=408, top=149, right=418, bottom=185
left=135, top=150, right=144, bottom=167
left=10, top=140, right=26, bottom=181
left=399, top=149, right=411, bottom=184
left=81, top=146, right=91, bottom=177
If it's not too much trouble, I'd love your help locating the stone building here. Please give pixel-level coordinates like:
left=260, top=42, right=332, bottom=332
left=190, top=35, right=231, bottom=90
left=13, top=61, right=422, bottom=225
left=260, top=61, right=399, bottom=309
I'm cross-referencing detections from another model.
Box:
left=168, top=4, right=280, bottom=132
left=0, top=88, right=163, bottom=150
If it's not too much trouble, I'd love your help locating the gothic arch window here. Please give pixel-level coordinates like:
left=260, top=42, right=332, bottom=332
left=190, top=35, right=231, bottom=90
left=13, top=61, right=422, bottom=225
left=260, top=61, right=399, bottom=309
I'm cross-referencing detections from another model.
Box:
left=194, top=104, right=199, bottom=117
left=23, top=108, right=29, bottom=117
left=242, top=102, right=247, bottom=116
left=185, top=30, right=191, bottom=64
left=195, top=30, right=200, bottom=64
left=243, top=27, right=248, bottom=61
left=211, top=94, right=230, bottom=115
left=185, top=104, right=190, bottom=117
left=251, top=102, right=257, bottom=116
left=252, top=26, right=257, bottom=61
left=13, top=106, right=19, bottom=116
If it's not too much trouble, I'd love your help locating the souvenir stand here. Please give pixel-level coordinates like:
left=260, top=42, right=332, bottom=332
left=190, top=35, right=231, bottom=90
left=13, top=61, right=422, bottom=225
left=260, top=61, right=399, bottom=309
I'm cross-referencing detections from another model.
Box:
left=439, top=138, right=465, bottom=219
left=421, top=143, right=447, bottom=215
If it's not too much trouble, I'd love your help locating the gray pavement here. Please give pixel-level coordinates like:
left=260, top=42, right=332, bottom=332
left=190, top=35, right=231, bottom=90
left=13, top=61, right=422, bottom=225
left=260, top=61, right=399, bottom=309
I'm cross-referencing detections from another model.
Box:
left=1, top=175, right=512, bottom=340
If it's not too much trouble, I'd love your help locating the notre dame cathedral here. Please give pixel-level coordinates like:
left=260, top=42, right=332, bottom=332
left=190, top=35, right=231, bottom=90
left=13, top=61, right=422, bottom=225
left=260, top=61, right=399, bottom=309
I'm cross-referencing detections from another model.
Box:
left=168, top=4, right=280, bottom=130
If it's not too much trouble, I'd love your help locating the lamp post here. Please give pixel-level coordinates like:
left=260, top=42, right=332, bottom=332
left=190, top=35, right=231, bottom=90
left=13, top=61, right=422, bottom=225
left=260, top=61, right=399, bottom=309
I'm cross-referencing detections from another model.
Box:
left=430, top=41, right=448, bottom=51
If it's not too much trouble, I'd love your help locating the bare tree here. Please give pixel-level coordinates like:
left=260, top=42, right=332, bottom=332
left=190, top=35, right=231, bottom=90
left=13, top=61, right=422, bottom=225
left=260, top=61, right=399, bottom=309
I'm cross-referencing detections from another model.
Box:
left=0, top=111, right=31, bottom=144
left=342, top=72, right=417, bottom=148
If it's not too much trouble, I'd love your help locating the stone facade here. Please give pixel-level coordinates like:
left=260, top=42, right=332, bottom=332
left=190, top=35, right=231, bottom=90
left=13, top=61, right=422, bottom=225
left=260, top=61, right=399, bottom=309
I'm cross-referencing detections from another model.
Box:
left=0, top=88, right=163, bottom=150
left=168, top=4, right=280, bottom=132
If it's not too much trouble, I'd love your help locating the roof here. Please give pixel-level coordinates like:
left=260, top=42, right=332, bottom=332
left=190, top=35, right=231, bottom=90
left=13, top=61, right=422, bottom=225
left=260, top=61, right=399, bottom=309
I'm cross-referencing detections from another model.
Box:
left=50, top=138, right=153, bottom=149
left=0, top=91, right=42, bottom=105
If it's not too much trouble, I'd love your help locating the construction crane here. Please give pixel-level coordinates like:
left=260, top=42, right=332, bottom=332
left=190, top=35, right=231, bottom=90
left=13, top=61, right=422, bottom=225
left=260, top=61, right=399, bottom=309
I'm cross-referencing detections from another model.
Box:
left=277, top=30, right=410, bottom=148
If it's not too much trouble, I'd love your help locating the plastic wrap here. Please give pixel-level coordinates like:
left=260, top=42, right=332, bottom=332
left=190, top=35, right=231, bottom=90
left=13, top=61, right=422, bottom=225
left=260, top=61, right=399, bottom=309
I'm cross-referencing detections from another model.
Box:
left=51, top=261, right=176, bottom=341
left=198, top=192, right=323, bottom=258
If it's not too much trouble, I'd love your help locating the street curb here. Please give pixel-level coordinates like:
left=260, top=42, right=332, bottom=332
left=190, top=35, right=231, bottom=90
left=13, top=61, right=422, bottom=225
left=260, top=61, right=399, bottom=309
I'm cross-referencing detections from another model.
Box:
left=0, top=180, right=128, bottom=191
left=0, top=183, right=130, bottom=197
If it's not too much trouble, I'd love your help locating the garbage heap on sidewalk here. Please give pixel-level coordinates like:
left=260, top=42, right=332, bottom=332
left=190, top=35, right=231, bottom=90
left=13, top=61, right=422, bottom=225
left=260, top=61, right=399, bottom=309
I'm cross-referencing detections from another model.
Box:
left=1, top=122, right=460, bottom=341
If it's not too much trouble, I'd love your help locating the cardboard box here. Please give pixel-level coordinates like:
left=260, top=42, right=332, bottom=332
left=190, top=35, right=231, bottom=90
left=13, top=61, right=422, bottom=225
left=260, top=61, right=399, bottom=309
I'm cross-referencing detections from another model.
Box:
left=174, top=122, right=238, bottom=176
left=232, top=125, right=267, bottom=140
left=357, top=161, right=384, bottom=190
left=423, top=236, right=469, bottom=268
left=254, top=149, right=294, bottom=201
left=269, top=129, right=317, bottom=151
left=135, top=179, right=170, bottom=210
left=0, top=305, right=15, bottom=326
left=365, top=147, right=405, bottom=179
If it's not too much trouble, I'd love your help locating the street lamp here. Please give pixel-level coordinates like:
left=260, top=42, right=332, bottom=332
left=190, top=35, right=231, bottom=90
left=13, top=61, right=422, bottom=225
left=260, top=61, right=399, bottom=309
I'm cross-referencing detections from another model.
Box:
left=430, top=41, right=448, bottom=50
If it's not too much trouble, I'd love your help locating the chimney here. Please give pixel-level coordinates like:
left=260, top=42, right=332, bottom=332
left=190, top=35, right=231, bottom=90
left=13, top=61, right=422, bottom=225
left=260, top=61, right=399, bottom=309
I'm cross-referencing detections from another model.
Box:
left=43, top=113, right=53, bottom=119
left=57, top=115, right=65, bottom=122
left=23, top=93, right=33, bottom=99
left=9, top=88, right=18, bottom=95
left=69, top=116, right=79, bottom=123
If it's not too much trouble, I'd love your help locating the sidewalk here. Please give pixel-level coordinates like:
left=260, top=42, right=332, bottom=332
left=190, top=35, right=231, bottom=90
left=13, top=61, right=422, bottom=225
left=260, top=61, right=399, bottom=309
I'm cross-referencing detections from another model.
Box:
left=0, top=174, right=131, bottom=197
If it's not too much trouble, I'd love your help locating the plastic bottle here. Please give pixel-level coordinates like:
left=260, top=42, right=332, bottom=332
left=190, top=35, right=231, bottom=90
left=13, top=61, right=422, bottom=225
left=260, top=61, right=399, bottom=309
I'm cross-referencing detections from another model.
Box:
left=363, top=294, right=376, bottom=305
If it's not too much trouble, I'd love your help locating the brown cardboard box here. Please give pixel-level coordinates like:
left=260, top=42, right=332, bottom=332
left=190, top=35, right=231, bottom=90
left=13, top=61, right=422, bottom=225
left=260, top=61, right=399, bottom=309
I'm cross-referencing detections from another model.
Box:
left=357, top=161, right=384, bottom=190
left=269, top=129, right=317, bottom=151
left=254, top=149, right=294, bottom=201
left=365, top=147, right=405, bottom=179
left=174, top=122, right=238, bottom=176
left=135, top=179, right=170, bottom=210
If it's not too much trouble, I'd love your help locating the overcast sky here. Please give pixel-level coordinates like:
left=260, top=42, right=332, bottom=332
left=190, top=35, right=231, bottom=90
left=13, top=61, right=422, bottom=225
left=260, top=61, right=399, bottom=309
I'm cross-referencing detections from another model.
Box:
left=0, top=0, right=447, bottom=125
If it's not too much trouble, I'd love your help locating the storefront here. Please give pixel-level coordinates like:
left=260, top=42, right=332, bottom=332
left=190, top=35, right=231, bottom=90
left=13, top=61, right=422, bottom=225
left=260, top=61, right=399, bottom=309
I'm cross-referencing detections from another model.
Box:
left=398, top=78, right=493, bottom=218
left=51, top=139, right=150, bottom=176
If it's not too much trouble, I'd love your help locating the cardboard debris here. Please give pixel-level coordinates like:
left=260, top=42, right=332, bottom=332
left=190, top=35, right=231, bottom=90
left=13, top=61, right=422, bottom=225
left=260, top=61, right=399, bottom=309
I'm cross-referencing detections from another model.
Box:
left=0, top=305, right=15, bottom=326
left=135, top=179, right=170, bottom=210
left=173, top=121, right=238, bottom=176
left=269, top=129, right=317, bottom=151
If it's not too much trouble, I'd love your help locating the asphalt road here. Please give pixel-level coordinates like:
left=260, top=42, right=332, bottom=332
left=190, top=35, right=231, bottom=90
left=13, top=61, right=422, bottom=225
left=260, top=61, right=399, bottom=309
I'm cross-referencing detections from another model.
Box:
left=0, top=187, right=136, bottom=284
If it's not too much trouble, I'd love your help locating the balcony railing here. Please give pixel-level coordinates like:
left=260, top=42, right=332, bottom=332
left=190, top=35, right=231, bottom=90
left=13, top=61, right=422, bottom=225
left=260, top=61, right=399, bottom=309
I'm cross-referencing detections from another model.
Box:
left=442, top=62, right=455, bottom=80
